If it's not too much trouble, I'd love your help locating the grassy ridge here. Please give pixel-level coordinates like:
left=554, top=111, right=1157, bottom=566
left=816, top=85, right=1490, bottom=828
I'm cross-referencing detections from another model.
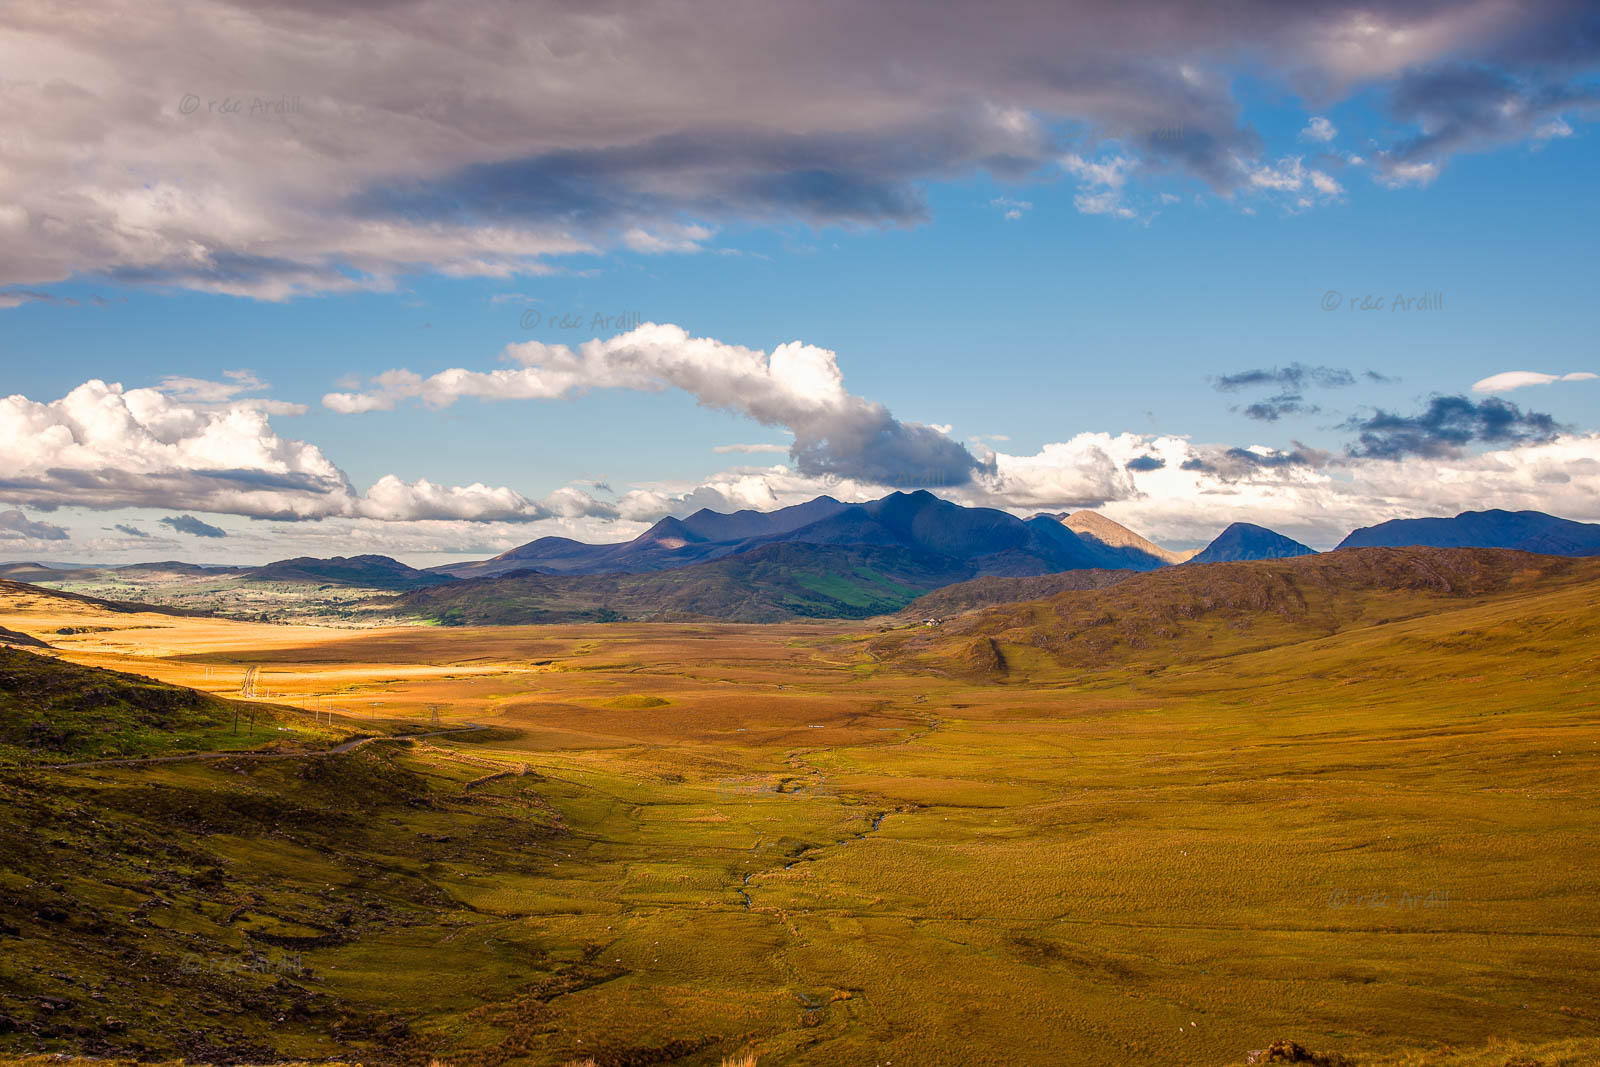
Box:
left=874, top=547, right=1598, bottom=676
left=898, top=567, right=1135, bottom=618
left=0, top=648, right=337, bottom=766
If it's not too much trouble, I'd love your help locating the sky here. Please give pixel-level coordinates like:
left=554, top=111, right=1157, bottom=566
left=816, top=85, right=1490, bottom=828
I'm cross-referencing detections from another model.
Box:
left=2, top=0, right=1598, bottom=565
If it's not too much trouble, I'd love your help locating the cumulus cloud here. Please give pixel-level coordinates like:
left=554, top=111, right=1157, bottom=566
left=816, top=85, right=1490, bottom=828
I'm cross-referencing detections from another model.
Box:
left=1343, top=395, right=1565, bottom=459
left=1053, top=431, right=1600, bottom=548
left=159, top=514, right=227, bottom=538
left=0, top=508, right=69, bottom=541
left=112, top=523, right=151, bottom=538
left=1472, top=370, right=1597, bottom=393
left=5, top=0, right=1594, bottom=297
left=326, top=323, right=984, bottom=488
left=0, top=380, right=551, bottom=522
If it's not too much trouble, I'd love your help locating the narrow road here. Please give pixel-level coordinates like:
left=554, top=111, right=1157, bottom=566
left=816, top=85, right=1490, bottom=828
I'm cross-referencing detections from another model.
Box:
left=38, top=723, right=488, bottom=771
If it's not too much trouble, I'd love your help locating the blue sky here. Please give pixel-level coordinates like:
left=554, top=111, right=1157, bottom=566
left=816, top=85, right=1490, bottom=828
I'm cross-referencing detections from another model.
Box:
left=2, top=0, right=1597, bottom=563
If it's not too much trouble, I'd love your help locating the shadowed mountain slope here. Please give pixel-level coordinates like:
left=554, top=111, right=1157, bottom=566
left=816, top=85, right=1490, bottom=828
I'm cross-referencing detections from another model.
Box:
left=388, top=541, right=982, bottom=624
left=1338, top=508, right=1600, bottom=556
left=1186, top=522, right=1316, bottom=564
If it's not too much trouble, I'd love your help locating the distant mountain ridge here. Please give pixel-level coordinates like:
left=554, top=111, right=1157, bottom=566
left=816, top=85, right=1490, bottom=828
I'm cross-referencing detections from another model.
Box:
left=1187, top=522, right=1316, bottom=565
left=438, top=491, right=1122, bottom=580
left=241, top=554, right=456, bottom=590
left=1337, top=509, right=1600, bottom=556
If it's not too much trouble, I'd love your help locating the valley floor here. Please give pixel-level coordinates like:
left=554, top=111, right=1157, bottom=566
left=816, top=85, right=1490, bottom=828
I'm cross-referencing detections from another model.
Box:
left=2, top=575, right=1598, bottom=1066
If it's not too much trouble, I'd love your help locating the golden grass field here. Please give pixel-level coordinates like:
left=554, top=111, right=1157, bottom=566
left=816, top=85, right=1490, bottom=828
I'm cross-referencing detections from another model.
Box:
left=2, top=556, right=1599, bottom=1066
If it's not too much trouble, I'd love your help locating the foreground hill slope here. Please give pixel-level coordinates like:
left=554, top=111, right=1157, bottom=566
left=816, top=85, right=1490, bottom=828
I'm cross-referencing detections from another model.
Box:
left=0, top=656, right=556, bottom=1063
left=3, top=567, right=1598, bottom=1063
left=0, top=579, right=202, bottom=619
left=873, top=547, right=1599, bottom=677
left=1338, top=508, right=1600, bottom=555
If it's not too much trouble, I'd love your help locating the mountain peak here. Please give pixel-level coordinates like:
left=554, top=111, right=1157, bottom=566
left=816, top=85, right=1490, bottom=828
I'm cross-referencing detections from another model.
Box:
left=1060, top=511, right=1186, bottom=567
left=1187, top=522, right=1316, bottom=565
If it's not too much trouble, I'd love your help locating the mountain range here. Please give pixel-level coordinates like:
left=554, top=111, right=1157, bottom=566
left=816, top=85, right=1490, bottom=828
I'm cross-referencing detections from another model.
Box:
left=1338, top=509, right=1600, bottom=556
left=9, top=498, right=1600, bottom=626
left=239, top=554, right=455, bottom=590
left=436, top=491, right=1121, bottom=579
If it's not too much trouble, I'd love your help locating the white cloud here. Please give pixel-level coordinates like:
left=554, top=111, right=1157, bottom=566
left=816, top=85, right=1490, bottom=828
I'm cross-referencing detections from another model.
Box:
left=1375, top=159, right=1441, bottom=187
left=1062, top=154, right=1139, bottom=218
left=154, top=370, right=308, bottom=415
left=325, top=323, right=980, bottom=487
left=990, top=196, right=1033, bottom=220
left=1309, top=170, right=1343, bottom=196
left=1535, top=118, right=1573, bottom=140
left=1240, top=156, right=1343, bottom=206
left=621, top=224, right=715, bottom=254
left=1472, top=370, right=1597, bottom=393
left=0, top=380, right=549, bottom=522
left=941, top=431, right=1600, bottom=547
left=713, top=443, right=791, bottom=454
left=1301, top=116, right=1338, bottom=142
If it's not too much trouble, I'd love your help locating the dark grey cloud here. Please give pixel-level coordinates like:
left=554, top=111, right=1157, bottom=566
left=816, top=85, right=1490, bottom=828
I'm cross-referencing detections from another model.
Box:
left=1380, top=60, right=1600, bottom=179
left=0, top=509, right=69, bottom=541
left=1125, top=454, right=1166, bottom=471
left=1344, top=395, right=1565, bottom=459
left=4, top=0, right=1595, bottom=296
left=792, top=417, right=985, bottom=489
left=1177, top=444, right=1326, bottom=479
left=113, top=523, right=152, bottom=538
left=1214, top=364, right=1357, bottom=392
left=160, top=514, right=228, bottom=538
left=1242, top=393, right=1321, bottom=422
